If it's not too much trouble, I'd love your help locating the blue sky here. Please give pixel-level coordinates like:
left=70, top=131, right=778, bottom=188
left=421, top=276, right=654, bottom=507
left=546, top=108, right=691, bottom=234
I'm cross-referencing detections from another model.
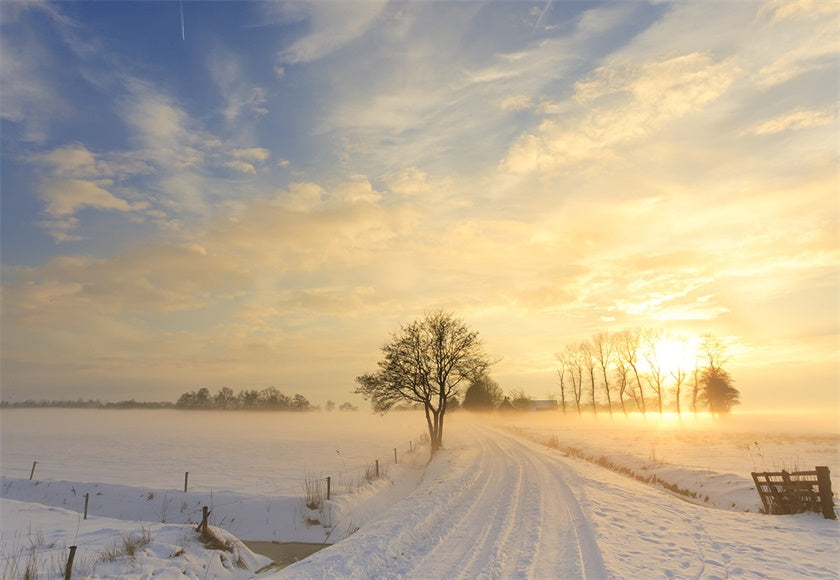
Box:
left=1, top=0, right=838, bottom=410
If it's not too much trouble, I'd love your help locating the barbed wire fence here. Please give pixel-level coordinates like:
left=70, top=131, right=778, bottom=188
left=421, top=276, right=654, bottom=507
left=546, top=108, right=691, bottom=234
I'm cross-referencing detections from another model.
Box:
left=1, top=432, right=429, bottom=578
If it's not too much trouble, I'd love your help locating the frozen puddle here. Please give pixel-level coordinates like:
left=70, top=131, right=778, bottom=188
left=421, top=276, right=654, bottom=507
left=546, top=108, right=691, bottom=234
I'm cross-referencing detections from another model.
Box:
left=245, top=541, right=331, bottom=571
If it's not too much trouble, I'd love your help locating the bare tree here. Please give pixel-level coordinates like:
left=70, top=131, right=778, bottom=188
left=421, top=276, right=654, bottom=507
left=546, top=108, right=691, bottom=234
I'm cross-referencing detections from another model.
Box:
left=642, top=328, right=666, bottom=416
left=690, top=356, right=702, bottom=416
left=613, top=357, right=630, bottom=416
left=566, top=345, right=583, bottom=415
left=669, top=334, right=691, bottom=418
left=555, top=367, right=568, bottom=414
left=593, top=332, right=615, bottom=417
left=579, top=340, right=598, bottom=415
left=616, top=329, right=646, bottom=415
left=671, top=364, right=687, bottom=418
left=699, top=333, right=727, bottom=372
left=355, top=311, right=491, bottom=453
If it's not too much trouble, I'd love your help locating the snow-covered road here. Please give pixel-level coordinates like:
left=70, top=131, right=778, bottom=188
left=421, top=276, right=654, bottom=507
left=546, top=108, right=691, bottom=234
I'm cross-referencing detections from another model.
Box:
left=279, top=421, right=839, bottom=579
left=280, top=422, right=607, bottom=578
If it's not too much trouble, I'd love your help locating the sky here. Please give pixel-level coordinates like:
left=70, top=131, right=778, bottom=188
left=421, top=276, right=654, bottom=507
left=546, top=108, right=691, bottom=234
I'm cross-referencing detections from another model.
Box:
left=1, top=0, right=837, bottom=411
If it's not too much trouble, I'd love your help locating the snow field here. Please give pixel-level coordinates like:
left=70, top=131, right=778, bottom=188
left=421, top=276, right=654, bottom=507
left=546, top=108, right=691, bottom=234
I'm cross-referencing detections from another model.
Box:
left=2, top=409, right=838, bottom=578
left=280, top=420, right=840, bottom=578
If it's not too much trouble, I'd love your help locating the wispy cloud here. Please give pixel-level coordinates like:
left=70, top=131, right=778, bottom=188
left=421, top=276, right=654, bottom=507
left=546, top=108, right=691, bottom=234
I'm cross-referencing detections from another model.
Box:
left=274, top=0, right=388, bottom=64
left=208, top=52, right=269, bottom=121
left=28, top=144, right=152, bottom=241
left=748, top=107, right=835, bottom=135
left=500, top=52, right=739, bottom=173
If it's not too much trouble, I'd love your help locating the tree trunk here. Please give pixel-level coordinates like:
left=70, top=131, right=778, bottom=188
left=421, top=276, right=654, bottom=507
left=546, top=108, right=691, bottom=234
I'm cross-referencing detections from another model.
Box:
left=630, top=365, right=645, bottom=415
left=600, top=367, right=613, bottom=418
left=424, top=403, right=435, bottom=450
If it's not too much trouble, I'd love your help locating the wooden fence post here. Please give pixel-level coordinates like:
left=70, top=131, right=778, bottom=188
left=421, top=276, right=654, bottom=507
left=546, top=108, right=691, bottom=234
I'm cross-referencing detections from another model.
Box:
left=375, top=459, right=379, bottom=478
left=184, top=471, right=189, bottom=493
left=84, top=493, right=90, bottom=520
left=64, top=545, right=77, bottom=580
left=326, top=476, right=331, bottom=501
left=196, top=505, right=210, bottom=534
left=394, top=447, right=398, bottom=464
left=815, top=466, right=836, bottom=519
left=29, top=461, right=38, bottom=481
left=409, top=440, right=413, bottom=453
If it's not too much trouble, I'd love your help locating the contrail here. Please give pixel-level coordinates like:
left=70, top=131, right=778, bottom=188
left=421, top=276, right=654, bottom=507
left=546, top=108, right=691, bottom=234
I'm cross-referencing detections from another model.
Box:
left=180, top=0, right=185, bottom=41
left=535, top=0, right=552, bottom=29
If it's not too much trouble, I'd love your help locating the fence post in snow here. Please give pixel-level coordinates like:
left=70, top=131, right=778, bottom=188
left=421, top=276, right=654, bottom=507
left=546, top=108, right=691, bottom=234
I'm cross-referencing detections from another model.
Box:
left=394, top=448, right=398, bottom=464
left=326, top=476, right=331, bottom=501
left=196, top=506, right=210, bottom=534
left=84, top=493, right=90, bottom=520
left=64, top=545, right=77, bottom=580
left=815, top=466, right=836, bottom=519
left=184, top=471, right=189, bottom=493
left=375, top=459, right=380, bottom=478
left=29, top=461, right=38, bottom=480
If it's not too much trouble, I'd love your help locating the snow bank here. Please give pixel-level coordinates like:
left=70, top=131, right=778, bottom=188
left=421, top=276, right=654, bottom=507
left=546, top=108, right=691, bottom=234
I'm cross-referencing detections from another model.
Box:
left=0, top=498, right=270, bottom=578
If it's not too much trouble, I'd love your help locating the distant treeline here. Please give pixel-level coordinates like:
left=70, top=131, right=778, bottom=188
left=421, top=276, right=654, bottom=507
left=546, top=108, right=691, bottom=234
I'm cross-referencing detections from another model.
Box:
left=0, top=399, right=174, bottom=409
left=175, top=387, right=318, bottom=411
left=1, top=388, right=361, bottom=412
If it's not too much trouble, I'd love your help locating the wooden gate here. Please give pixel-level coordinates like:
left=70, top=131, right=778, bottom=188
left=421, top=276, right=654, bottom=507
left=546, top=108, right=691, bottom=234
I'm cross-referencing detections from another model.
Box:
left=751, top=466, right=835, bottom=519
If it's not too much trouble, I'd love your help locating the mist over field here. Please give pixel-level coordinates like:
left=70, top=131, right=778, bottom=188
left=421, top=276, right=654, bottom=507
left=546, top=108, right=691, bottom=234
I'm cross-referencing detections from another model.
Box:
left=3, top=407, right=836, bottom=492
left=0, top=409, right=424, bottom=492
left=2, top=407, right=838, bottom=577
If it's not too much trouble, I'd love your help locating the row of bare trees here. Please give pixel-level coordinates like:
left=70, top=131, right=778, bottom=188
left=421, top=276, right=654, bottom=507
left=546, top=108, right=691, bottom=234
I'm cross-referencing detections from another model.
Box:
left=556, top=329, right=739, bottom=417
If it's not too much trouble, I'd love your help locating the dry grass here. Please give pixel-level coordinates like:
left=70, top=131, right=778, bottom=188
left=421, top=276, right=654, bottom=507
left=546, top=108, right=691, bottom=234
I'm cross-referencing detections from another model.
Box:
left=99, top=528, right=152, bottom=563
left=197, top=527, right=246, bottom=569
left=303, top=472, right=325, bottom=511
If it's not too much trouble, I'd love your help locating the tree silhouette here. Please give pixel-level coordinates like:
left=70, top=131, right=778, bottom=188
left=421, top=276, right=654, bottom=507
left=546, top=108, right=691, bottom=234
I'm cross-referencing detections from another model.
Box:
left=698, top=334, right=740, bottom=415
left=463, top=373, right=503, bottom=410
left=699, top=366, right=740, bottom=415
left=355, top=310, right=492, bottom=453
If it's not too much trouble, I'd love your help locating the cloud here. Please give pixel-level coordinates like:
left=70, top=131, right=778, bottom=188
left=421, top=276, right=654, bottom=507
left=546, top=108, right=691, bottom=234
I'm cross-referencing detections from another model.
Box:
left=223, top=148, right=270, bottom=174
left=280, top=182, right=324, bottom=212
left=0, top=23, right=68, bottom=142
left=224, top=160, right=257, bottom=174
left=276, top=1, right=388, bottom=64
left=500, top=52, right=739, bottom=174
left=29, top=144, right=153, bottom=241
left=208, top=52, right=269, bottom=121
left=231, top=148, right=271, bottom=162
left=500, top=95, right=533, bottom=112
left=758, top=0, right=839, bottom=24
left=748, top=107, right=835, bottom=135
left=382, top=168, right=431, bottom=197
left=41, top=179, right=134, bottom=217
left=753, top=10, right=838, bottom=89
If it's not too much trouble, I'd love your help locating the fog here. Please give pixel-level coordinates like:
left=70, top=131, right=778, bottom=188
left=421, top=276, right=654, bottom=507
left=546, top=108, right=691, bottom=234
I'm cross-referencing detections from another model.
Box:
left=473, top=409, right=839, bottom=492
left=0, top=409, right=424, bottom=494
left=2, top=407, right=837, bottom=497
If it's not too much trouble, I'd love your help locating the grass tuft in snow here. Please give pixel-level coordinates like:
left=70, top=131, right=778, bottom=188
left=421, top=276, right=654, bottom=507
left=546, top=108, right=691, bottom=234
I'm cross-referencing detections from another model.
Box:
left=303, top=472, right=325, bottom=511
left=363, top=461, right=389, bottom=483
left=100, top=528, right=151, bottom=563
left=197, top=526, right=247, bottom=569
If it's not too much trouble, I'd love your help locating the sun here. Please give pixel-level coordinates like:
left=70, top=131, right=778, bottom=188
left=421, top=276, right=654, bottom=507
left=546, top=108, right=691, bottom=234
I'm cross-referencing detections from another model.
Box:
left=653, top=334, right=697, bottom=374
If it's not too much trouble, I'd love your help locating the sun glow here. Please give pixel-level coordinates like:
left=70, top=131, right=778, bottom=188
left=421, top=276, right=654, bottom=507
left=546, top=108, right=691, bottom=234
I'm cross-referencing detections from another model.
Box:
left=653, top=334, right=697, bottom=374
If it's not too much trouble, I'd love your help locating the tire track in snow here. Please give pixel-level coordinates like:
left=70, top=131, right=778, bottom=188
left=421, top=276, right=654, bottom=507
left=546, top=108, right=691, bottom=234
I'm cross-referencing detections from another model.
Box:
left=279, top=423, right=607, bottom=579
left=485, top=426, right=609, bottom=579
left=417, top=433, right=532, bottom=578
